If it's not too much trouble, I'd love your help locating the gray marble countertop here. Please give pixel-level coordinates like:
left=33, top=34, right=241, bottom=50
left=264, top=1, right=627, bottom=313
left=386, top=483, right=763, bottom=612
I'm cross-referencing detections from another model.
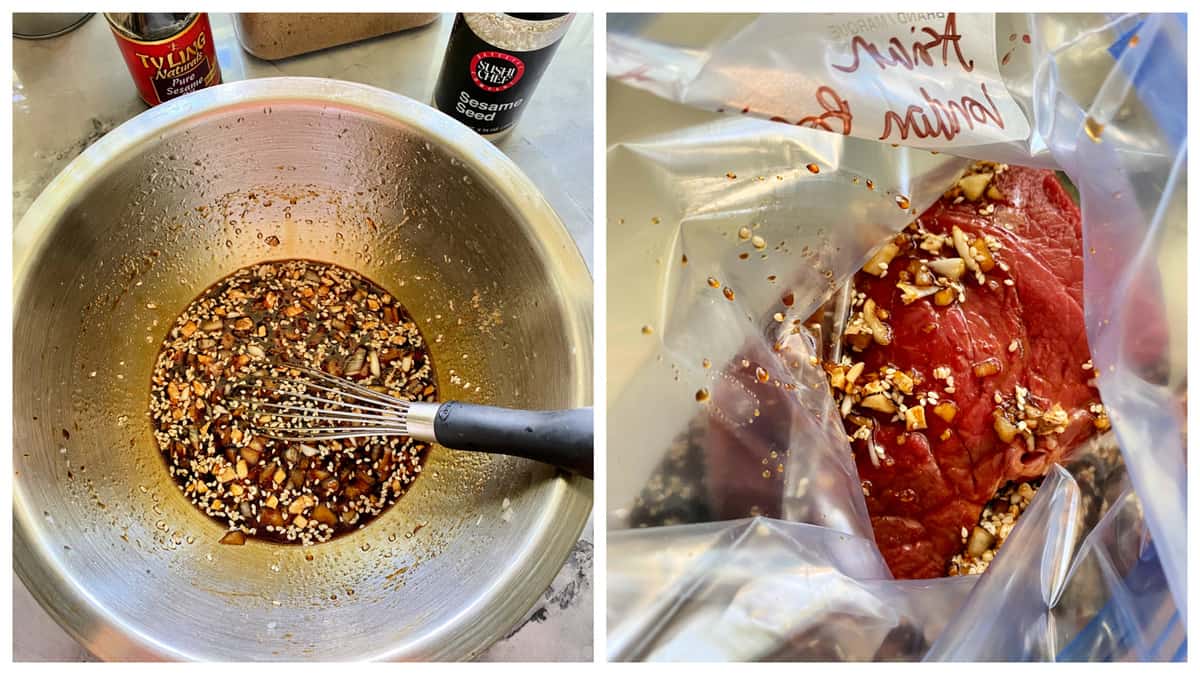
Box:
left=12, top=12, right=593, bottom=662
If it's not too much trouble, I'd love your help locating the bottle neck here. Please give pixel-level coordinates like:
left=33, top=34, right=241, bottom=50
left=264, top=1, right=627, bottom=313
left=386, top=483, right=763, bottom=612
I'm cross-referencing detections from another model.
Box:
left=105, top=13, right=196, bottom=42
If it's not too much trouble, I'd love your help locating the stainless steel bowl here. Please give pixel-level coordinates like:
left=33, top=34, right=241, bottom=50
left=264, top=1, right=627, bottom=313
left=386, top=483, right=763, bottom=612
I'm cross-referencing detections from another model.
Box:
left=13, top=77, right=593, bottom=661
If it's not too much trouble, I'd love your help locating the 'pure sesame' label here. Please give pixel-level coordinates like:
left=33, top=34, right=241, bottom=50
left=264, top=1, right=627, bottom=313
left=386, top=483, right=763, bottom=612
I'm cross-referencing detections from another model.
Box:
left=107, top=14, right=221, bottom=107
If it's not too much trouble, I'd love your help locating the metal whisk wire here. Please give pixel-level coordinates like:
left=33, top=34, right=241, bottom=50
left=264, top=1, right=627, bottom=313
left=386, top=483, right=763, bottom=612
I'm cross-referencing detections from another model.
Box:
left=232, top=363, right=422, bottom=442
left=230, top=359, right=593, bottom=478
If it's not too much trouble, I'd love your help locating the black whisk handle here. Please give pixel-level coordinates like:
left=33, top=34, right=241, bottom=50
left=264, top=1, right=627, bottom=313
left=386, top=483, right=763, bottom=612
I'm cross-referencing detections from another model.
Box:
left=432, top=403, right=593, bottom=479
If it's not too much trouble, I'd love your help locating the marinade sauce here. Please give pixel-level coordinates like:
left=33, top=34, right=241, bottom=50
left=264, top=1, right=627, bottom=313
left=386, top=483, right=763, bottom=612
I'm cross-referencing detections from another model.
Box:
left=149, top=260, right=438, bottom=545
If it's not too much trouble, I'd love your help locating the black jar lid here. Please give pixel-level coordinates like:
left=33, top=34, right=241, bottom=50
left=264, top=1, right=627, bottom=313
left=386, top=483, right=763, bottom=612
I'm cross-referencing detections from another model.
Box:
left=505, top=13, right=569, bottom=21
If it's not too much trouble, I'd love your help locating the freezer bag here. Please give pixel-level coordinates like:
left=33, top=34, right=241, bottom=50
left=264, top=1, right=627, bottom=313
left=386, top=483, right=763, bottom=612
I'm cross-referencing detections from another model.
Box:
left=607, top=12, right=1185, bottom=660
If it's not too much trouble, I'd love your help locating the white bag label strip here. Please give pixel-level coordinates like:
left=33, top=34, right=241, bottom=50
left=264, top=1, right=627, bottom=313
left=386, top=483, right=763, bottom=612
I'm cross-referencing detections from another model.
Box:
left=612, top=13, right=1031, bottom=149
left=827, top=13, right=1026, bottom=145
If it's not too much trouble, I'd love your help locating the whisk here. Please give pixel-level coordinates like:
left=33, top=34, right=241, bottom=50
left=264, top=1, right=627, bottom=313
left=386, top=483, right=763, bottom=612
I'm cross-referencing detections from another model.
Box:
left=232, top=363, right=593, bottom=478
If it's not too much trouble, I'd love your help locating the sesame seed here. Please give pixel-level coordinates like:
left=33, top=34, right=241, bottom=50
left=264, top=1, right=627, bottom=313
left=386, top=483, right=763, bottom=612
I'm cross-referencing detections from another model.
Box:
left=149, top=260, right=436, bottom=546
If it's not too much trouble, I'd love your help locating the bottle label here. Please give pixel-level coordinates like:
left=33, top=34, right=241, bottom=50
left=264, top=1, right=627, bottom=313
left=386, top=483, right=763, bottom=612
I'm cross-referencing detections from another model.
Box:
left=434, top=15, right=565, bottom=135
left=469, top=51, right=525, bottom=92
left=108, top=14, right=222, bottom=107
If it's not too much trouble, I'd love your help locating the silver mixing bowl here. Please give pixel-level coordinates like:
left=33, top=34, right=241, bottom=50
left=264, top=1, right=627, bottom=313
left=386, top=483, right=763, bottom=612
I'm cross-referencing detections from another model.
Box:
left=13, top=77, right=593, bottom=660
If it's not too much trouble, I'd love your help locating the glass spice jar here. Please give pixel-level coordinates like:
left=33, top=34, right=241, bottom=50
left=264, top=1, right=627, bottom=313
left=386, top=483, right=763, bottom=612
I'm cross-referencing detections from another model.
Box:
left=433, top=13, right=574, bottom=141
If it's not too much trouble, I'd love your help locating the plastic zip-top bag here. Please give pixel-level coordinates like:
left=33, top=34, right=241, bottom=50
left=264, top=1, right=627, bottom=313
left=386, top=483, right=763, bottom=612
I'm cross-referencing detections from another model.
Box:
left=606, top=13, right=1185, bottom=661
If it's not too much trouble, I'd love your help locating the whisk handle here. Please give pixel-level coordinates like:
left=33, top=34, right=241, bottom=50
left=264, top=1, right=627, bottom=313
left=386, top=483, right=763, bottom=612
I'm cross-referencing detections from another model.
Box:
left=433, top=403, right=593, bottom=479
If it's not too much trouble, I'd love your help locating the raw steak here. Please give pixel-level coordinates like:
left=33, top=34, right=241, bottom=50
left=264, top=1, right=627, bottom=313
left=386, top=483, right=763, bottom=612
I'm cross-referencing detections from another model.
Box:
left=838, top=164, right=1104, bottom=578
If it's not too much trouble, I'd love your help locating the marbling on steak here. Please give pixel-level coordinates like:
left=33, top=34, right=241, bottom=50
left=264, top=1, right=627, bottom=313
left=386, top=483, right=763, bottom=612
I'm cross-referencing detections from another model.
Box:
left=841, top=164, right=1104, bottom=578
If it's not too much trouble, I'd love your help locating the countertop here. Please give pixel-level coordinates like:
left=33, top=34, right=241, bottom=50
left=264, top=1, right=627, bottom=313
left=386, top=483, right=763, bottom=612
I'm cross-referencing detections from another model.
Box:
left=12, top=12, right=593, bottom=662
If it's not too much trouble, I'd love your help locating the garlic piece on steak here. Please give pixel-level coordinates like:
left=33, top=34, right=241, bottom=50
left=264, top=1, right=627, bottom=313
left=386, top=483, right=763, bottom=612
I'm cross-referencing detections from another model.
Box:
left=927, top=257, right=966, bottom=281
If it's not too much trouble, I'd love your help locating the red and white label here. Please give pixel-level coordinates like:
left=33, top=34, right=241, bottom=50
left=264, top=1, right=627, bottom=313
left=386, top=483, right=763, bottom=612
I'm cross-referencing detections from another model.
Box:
left=469, top=51, right=526, bottom=93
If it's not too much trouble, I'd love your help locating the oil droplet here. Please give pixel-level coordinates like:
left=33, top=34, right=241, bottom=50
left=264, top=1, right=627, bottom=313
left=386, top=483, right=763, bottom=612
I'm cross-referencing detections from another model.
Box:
left=767, top=275, right=777, bottom=282
left=707, top=276, right=721, bottom=288
left=1084, top=116, right=1104, bottom=143
left=1129, top=34, right=1140, bottom=47
left=782, top=292, right=795, bottom=307
left=641, top=325, right=654, bottom=335
left=360, top=543, right=371, bottom=552
left=761, top=470, right=772, bottom=479
left=751, top=235, right=766, bottom=249
left=895, top=195, right=911, bottom=209
left=738, top=252, right=750, bottom=260
left=702, top=358, right=712, bottom=369
left=695, top=388, right=710, bottom=402
left=722, top=286, right=735, bottom=301
left=681, top=254, right=688, bottom=265
left=806, top=163, right=820, bottom=174
left=865, top=179, right=875, bottom=190
left=737, top=226, right=752, bottom=240
left=265, top=235, right=280, bottom=247
left=755, top=367, right=769, bottom=383
left=305, top=552, right=314, bottom=561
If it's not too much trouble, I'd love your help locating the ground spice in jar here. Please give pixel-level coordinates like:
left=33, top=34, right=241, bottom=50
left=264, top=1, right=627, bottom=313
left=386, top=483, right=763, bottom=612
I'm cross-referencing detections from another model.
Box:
left=149, top=260, right=438, bottom=545
left=105, top=12, right=222, bottom=106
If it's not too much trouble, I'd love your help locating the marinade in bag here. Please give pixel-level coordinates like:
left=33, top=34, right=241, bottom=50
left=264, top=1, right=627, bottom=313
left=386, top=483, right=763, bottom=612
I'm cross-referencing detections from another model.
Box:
left=607, top=11, right=1185, bottom=661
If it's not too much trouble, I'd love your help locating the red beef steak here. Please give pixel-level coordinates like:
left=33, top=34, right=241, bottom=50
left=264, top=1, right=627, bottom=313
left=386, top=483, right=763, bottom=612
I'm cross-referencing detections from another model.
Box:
left=828, top=163, right=1107, bottom=578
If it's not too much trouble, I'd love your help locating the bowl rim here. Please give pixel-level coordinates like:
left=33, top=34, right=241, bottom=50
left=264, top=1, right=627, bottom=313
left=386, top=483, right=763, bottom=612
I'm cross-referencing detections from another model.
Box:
left=12, top=76, right=594, bottom=661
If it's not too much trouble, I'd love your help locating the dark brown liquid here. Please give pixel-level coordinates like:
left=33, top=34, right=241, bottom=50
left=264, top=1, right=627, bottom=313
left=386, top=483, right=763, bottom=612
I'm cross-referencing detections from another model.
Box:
left=149, top=260, right=438, bottom=545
